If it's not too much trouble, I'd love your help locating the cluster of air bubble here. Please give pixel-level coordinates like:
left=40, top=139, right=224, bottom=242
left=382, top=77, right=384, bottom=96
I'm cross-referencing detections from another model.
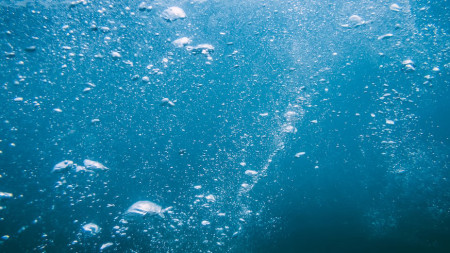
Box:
left=320, top=0, right=447, bottom=237
left=52, top=159, right=109, bottom=173
left=0, top=0, right=448, bottom=251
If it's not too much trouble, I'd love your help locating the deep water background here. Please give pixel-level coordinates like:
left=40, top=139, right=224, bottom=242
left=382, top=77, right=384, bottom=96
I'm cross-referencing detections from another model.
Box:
left=0, top=0, right=449, bottom=252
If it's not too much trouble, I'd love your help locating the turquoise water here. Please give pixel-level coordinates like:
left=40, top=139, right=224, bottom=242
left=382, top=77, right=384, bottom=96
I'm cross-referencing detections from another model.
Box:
left=0, top=0, right=449, bottom=252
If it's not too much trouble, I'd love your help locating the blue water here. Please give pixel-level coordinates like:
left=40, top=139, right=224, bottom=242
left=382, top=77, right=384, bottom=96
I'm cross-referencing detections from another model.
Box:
left=0, top=0, right=449, bottom=252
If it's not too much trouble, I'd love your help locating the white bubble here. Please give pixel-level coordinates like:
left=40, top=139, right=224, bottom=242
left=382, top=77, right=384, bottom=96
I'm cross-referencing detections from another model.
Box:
left=245, top=170, right=258, bottom=176
left=186, top=44, right=215, bottom=55
left=201, top=220, right=210, bottom=225
left=342, top=15, right=365, bottom=28
left=294, top=152, right=306, bottom=158
left=378, top=33, right=394, bottom=40
left=100, top=27, right=110, bottom=33
left=52, top=160, right=74, bottom=173
left=349, top=15, right=364, bottom=25
left=13, top=97, right=23, bottom=102
left=111, top=51, right=122, bottom=59
left=390, top=4, right=401, bottom=12
left=0, top=192, right=13, bottom=199
left=404, top=65, right=415, bottom=71
left=138, top=2, right=152, bottom=11
left=402, top=59, right=414, bottom=65
left=161, top=7, right=186, bottom=21
left=205, top=194, right=216, bottom=202
left=100, top=242, right=114, bottom=251
left=386, top=119, right=395, bottom=125
left=74, top=165, right=88, bottom=173
left=83, top=159, right=109, bottom=171
left=82, top=223, right=100, bottom=236
left=172, top=37, right=192, bottom=48
left=282, top=124, right=297, bottom=133
left=25, top=46, right=36, bottom=52
left=161, top=98, right=175, bottom=107
left=124, top=201, right=172, bottom=219
left=402, top=59, right=416, bottom=72
left=284, top=111, right=297, bottom=120
left=69, top=1, right=86, bottom=8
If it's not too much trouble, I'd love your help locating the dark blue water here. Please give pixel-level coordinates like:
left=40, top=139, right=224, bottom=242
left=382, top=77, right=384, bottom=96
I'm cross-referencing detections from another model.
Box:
left=0, top=0, right=449, bottom=252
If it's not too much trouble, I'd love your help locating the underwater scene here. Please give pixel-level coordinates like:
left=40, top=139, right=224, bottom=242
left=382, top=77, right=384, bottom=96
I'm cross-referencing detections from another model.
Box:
left=0, top=0, right=449, bottom=252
